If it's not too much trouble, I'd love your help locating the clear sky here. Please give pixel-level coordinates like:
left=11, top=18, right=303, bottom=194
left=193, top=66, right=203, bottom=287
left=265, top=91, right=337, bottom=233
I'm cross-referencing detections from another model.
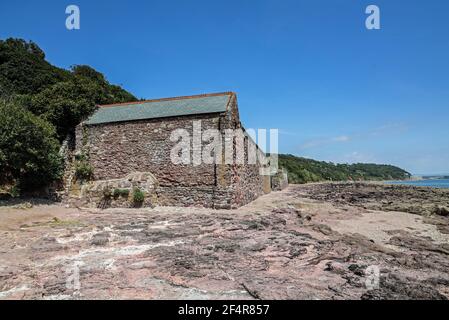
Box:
left=1, top=0, right=448, bottom=174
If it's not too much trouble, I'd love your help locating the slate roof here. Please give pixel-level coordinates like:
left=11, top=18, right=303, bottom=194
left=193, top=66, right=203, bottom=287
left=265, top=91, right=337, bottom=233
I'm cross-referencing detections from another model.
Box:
left=84, top=92, right=234, bottom=125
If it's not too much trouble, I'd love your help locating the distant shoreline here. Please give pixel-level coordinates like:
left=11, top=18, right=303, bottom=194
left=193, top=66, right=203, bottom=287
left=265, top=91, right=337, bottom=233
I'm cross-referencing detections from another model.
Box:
left=383, top=178, right=449, bottom=189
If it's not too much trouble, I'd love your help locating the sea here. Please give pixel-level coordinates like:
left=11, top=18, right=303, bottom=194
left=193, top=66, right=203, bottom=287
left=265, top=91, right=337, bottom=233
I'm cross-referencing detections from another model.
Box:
left=386, top=179, right=449, bottom=189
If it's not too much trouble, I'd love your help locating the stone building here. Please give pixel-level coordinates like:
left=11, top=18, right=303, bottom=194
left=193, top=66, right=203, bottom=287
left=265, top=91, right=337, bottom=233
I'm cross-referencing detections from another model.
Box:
left=67, top=92, right=273, bottom=209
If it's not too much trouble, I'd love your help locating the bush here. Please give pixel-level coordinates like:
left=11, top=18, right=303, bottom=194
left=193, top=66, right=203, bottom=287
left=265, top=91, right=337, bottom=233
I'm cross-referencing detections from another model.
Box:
left=75, top=161, right=93, bottom=181
left=132, top=188, right=145, bottom=203
left=102, top=186, right=112, bottom=199
left=0, top=100, right=62, bottom=190
left=113, top=188, right=130, bottom=199
left=0, top=38, right=70, bottom=97
left=10, top=185, right=20, bottom=198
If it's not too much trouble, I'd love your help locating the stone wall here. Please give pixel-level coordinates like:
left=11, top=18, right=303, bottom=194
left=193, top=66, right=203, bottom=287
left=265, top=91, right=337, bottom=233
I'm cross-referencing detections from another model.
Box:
left=76, top=114, right=219, bottom=185
left=226, top=97, right=271, bottom=208
left=229, top=135, right=270, bottom=208
left=70, top=172, right=159, bottom=208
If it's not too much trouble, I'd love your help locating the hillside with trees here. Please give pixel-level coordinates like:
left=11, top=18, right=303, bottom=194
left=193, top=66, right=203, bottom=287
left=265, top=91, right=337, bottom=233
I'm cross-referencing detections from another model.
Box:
left=0, top=38, right=137, bottom=193
left=279, top=154, right=411, bottom=184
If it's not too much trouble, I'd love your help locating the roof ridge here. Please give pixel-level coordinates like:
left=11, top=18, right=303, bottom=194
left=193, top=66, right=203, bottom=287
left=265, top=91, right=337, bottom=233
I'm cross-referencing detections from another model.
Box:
left=99, top=92, right=236, bottom=108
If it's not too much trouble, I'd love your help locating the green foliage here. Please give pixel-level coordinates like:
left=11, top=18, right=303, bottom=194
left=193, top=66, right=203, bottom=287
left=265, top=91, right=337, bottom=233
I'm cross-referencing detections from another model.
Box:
left=70, top=65, right=137, bottom=104
left=0, top=38, right=70, bottom=97
left=279, top=154, right=411, bottom=184
left=113, top=189, right=121, bottom=199
left=0, top=100, right=62, bottom=190
left=25, top=78, right=99, bottom=139
left=113, top=188, right=130, bottom=199
left=132, top=188, right=145, bottom=203
left=9, top=185, right=20, bottom=198
left=102, top=186, right=112, bottom=199
left=0, top=38, right=138, bottom=192
left=74, top=160, right=93, bottom=182
left=23, top=68, right=137, bottom=140
left=1, top=38, right=138, bottom=140
left=71, top=65, right=107, bottom=83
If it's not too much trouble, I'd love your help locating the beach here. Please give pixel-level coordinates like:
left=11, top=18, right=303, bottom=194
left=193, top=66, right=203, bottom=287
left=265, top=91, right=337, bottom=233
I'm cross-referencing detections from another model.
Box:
left=0, top=182, right=448, bottom=300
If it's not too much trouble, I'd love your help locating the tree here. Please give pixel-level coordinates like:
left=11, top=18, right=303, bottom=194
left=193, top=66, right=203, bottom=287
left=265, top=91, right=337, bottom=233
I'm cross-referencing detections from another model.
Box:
left=278, top=154, right=410, bottom=184
left=1, top=40, right=138, bottom=140
left=71, top=65, right=106, bottom=83
left=0, top=38, right=70, bottom=98
left=71, top=65, right=137, bottom=104
left=25, top=77, right=101, bottom=140
left=0, top=100, right=62, bottom=191
left=25, top=72, right=137, bottom=140
left=0, top=38, right=139, bottom=193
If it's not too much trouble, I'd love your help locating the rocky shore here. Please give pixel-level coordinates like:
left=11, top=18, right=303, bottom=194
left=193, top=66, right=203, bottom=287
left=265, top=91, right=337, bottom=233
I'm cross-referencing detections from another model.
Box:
left=0, top=182, right=448, bottom=300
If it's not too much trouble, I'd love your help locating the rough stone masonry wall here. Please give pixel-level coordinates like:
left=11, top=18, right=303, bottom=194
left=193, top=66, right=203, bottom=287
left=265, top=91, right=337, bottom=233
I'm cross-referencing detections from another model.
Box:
left=229, top=141, right=269, bottom=208
left=218, top=95, right=270, bottom=208
left=75, top=114, right=221, bottom=207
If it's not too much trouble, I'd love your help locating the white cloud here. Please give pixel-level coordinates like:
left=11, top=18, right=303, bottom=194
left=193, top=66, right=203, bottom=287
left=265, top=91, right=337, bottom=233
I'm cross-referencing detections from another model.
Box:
left=278, top=130, right=299, bottom=137
left=332, top=135, right=350, bottom=142
left=298, top=123, right=408, bottom=151
left=300, top=135, right=351, bottom=150
left=368, top=123, right=409, bottom=137
left=342, top=151, right=377, bottom=164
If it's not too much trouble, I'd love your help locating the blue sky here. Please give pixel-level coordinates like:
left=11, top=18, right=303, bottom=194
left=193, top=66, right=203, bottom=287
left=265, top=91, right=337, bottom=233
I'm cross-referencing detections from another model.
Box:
left=1, top=0, right=448, bottom=174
